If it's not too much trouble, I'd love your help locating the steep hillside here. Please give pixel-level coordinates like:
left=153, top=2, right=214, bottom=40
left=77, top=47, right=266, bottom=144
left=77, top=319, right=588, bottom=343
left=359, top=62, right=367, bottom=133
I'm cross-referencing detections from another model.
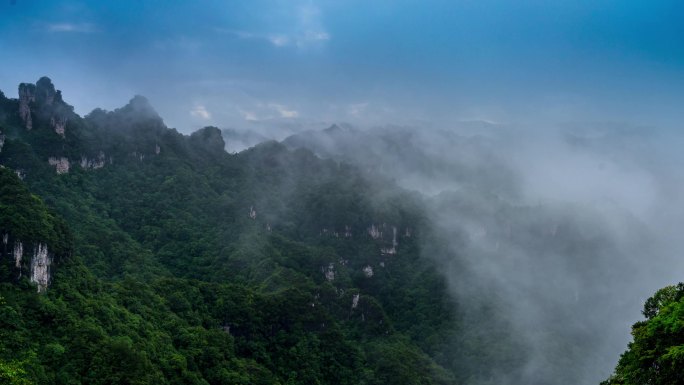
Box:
left=282, top=120, right=656, bottom=384
left=0, top=167, right=72, bottom=292
left=0, top=77, right=461, bottom=385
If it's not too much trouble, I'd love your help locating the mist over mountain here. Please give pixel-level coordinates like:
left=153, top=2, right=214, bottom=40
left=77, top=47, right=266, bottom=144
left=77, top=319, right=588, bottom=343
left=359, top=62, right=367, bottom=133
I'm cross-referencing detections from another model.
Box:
left=2, top=1, right=684, bottom=384
left=1, top=72, right=684, bottom=384
left=219, top=115, right=342, bottom=154
left=281, top=121, right=684, bottom=383
left=0, top=77, right=466, bottom=385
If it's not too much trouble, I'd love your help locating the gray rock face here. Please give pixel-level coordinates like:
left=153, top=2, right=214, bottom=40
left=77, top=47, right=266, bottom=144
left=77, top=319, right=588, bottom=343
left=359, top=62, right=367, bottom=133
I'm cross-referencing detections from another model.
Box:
left=5, top=238, right=52, bottom=293
left=322, top=263, right=335, bottom=281
left=368, top=224, right=382, bottom=239
left=13, top=241, right=23, bottom=269
left=18, top=78, right=69, bottom=136
left=18, top=83, right=36, bottom=130
left=30, top=243, right=52, bottom=293
left=80, top=151, right=106, bottom=170
left=362, top=265, right=374, bottom=278
left=51, top=116, right=67, bottom=137
left=48, top=157, right=70, bottom=174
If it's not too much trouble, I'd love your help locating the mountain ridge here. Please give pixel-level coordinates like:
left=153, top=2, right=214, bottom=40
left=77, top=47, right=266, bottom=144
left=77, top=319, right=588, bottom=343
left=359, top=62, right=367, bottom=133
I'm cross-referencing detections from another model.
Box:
left=0, top=76, right=662, bottom=385
left=0, top=76, right=462, bottom=385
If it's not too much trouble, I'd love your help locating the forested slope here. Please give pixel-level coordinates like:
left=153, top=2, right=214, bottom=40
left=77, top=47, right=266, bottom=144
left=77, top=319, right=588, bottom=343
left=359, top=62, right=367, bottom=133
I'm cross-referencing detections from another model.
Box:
left=0, top=77, right=462, bottom=384
left=603, top=284, right=684, bottom=385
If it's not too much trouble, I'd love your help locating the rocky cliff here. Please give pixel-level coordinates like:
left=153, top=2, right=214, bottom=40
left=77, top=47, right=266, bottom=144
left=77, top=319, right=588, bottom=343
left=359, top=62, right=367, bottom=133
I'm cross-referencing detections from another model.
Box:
left=17, top=77, right=72, bottom=137
left=0, top=168, right=72, bottom=292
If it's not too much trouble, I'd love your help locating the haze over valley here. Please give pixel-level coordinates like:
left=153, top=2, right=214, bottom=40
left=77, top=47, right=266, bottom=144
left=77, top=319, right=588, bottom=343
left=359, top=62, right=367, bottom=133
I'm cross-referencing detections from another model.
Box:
left=1, top=1, right=684, bottom=384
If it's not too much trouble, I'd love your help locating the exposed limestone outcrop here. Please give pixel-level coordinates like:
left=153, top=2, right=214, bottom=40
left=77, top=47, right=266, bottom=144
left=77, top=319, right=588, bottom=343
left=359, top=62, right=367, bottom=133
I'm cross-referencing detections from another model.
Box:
left=322, top=263, right=335, bottom=281
left=1, top=169, right=66, bottom=293
left=51, top=116, right=67, bottom=137
left=368, top=224, right=382, bottom=239
left=380, top=246, right=395, bottom=255
left=30, top=243, right=52, bottom=293
left=380, top=226, right=398, bottom=255
left=0, top=129, right=5, bottom=153
left=362, top=265, right=374, bottom=278
left=13, top=241, right=23, bottom=269
left=18, top=77, right=70, bottom=135
left=48, top=157, right=70, bottom=174
left=5, top=238, right=53, bottom=293
left=18, top=83, right=36, bottom=130
left=80, top=151, right=106, bottom=170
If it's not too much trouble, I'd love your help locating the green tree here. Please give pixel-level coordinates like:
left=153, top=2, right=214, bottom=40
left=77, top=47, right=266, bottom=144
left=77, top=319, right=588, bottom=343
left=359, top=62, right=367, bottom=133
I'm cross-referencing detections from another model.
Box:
left=0, top=360, right=33, bottom=385
left=603, top=283, right=684, bottom=385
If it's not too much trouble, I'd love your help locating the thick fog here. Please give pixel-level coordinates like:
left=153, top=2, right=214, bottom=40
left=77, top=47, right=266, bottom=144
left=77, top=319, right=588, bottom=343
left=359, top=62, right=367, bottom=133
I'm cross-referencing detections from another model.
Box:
left=270, top=120, right=684, bottom=384
left=3, top=1, right=683, bottom=383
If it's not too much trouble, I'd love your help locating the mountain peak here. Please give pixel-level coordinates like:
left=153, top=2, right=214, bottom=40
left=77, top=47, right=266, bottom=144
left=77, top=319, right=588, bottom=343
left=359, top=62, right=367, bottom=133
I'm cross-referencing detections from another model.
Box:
left=126, top=95, right=157, bottom=115
left=17, top=77, right=69, bottom=132
left=323, top=123, right=355, bottom=134
left=110, top=95, right=163, bottom=125
left=190, top=126, right=225, bottom=154
left=35, top=76, right=60, bottom=106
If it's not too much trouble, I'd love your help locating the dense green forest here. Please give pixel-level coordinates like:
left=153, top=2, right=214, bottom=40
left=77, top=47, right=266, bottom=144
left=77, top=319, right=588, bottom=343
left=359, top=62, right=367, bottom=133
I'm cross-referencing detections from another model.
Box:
left=0, top=77, right=472, bottom=384
left=602, top=284, right=684, bottom=385
left=3, top=77, right=671, bottom=385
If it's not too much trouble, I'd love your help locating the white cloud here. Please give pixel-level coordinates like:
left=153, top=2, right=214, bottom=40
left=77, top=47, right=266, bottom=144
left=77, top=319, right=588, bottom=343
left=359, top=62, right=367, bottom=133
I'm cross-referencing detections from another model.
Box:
left=216, top=3, right=329, bottom=49
left=269, top=103, right=299, bottom=118
left=235, top=103, right=298, bottom=121
left=219, top=29, right=290, bottom=48
left=294, top=31, right=329, bottom=47
left=238, top=109, right=259, bottom=121
left=46, top=22, right=96, bottom=33
left=347, top=103, right=369, bottom=117
left=268, top=35, right=291, bottom=47
left=309, top=31, right=330, bottom=41
left=190, top=105, right=211, bottom=120
left=294, top=4, right=329, bottom=47
left=223, top=28, right=326, bottom=48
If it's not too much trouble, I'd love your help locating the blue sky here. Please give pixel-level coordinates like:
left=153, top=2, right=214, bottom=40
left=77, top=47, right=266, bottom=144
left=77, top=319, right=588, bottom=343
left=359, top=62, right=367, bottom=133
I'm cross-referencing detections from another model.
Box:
left=1, top=0, right=683, bottom=132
